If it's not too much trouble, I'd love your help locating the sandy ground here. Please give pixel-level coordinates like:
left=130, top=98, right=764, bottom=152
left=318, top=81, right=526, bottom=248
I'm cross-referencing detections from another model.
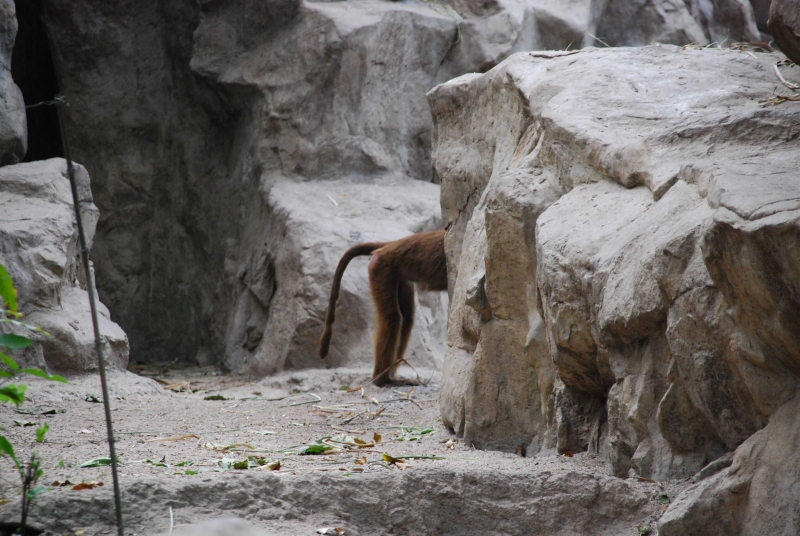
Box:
left=0, top=365, right=690, bottom=535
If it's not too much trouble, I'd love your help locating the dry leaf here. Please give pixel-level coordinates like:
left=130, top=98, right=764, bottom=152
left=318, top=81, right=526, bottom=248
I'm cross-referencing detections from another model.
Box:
left=354, top=456, right=368, bottom=465
left=265, top=461, right=281, bottom=471
left=373, top=432, right=382, bottom=444
left=346, top=385, right=362, bottom=393
left=445, top=439, right=455, bottom=450
left=145, top=434, right=200, bottom=443
left=564, top=450, right=574, bottom=458
left=316, top=528, right=346, bottom=535
left=72, top=482, right=104, bottom=491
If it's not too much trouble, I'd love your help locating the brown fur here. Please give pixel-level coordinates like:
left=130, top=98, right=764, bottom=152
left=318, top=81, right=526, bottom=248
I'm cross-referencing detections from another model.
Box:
left=319, top=229, right=447, bottom=386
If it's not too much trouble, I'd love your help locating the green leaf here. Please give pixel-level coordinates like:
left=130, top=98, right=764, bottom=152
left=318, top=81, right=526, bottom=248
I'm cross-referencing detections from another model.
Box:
left=20, top=368, right=68, bottom=383
left=0, top=370, right=13, bottom=378
left=300, top=444, right=334, bottom=455
left=0, top=265, right=18, bottom=313
left=183, top=470, right=199, bottom=475
left=0, top=352, right=19, bottom=371
left=84, top=394, right=102, bottom=403
left=0, top=434, right=20, bottom=469
left=26, top=485, right=49, bottom=501
left=233, top=460, right=249, bottom=470
left=175, top=460, right=194, bottom=467
left=0, top=384, right=27, bottom=406
left=146, top=459, right=169, bottom=467
left=36, top=423, right=49, bottom=443
left=79, top=457, right=114, bottom=468
left=658, top=494, right=670, bottom=504
left=0, top=334, right=33, bottom=349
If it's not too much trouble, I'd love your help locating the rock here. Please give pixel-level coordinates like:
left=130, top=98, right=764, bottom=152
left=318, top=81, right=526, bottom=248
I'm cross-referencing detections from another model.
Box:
left=429, top=46, right=800, bottom=483
left=659, top=394, right=800, bottom=536
left=0, top=159, right=129, bottom=372
left=38, top=0, right=764, bottom=371
left=769, top=0, right=800, bottom=64
left=223, top=179, right=447, bottom=376
left=0, top=0, right=27, bottom=165
left=17, top=463, right=662, bottom=536
left=153, top=518, right=270, bottom=536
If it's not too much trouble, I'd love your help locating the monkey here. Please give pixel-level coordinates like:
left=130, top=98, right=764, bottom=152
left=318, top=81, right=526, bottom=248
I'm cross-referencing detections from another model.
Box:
left=319, top=229, right=447, bottom=386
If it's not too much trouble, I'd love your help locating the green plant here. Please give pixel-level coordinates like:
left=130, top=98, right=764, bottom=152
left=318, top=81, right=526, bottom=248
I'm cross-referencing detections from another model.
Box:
left=1, top=263, right=67, bottom=533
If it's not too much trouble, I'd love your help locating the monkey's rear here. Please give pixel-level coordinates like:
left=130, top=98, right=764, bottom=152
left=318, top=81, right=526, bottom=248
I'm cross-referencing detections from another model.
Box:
left=319, top=229, right=447, bottom=386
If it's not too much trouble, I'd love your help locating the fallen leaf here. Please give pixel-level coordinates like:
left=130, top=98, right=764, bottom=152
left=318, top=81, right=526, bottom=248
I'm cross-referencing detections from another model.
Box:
left=382, top=453, right=401, bottom=464
left=145, top=434, right=200, bottom=443
left=300, top=444, right=334, bottom=455
left=658, top=494, right=670, bottom=504
left=79, top=457, right=115, bottom=468
left=346, top=386, right=362, bottom=393
left=354, top=456, right=368, bottom=465
left=84, top=394, right=101, bottom=403
left=233, top=460, right=249, bottom=470
left=264, top=461, right=280, bottom=471
left=316, top=527, right=346, bottom=535
left=564, top=450, right=574, bottom=457
left=445, top=439, right=456, bottom=450
left=373, top=432, right=382, bottom=444
left=50, top=480, right=74, bottom=487
left=204, top=394, right=227, bottom=401
left=13, top=420, right=36, bottom=427
left=72, top=482, right=104, bottom=491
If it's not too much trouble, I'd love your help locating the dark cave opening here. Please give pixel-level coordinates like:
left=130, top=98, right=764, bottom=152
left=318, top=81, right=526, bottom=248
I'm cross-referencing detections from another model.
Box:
left=11, top=0, right=63, bottom=162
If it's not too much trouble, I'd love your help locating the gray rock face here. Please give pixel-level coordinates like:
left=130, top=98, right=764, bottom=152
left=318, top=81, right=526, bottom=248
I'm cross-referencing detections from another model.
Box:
left=769, top=0, right=800, bottom=64
left=22, top=464, right=661, bottom=536
left=40, top=0, right=761, bottom=372
left=0, top=0, right=26, bottom=165
left=429, top=46, right=800, bottom=484
left=224, top=179, right=447, bottom=376
left=659, top=393, right=800, bottom=535
left=0, top=159, right=129, bottom=372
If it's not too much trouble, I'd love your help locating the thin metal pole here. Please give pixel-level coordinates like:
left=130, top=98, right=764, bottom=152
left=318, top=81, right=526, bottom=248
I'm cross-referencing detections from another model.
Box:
left=54, top=97, right=125, bottom=536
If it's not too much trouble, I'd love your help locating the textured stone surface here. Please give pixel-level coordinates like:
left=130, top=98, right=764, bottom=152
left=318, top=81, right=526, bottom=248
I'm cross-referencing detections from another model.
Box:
left=39, top=0, right=762, bottom=372
left=769, top=0, right=800, bottom=64
left=429, top=46, right=800, bottom=484
left=0, top=0, right=26, bottom=165
left=9, top=463, right=660, bottom=536
left=224, top=179, right=447, bottom=376
left=659, top=393, right=800, bottom=536
left=0, top=159, right=128, bottom=372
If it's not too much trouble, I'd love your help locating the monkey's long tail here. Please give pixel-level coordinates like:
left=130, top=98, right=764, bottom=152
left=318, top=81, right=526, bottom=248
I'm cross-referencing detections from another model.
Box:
left=319, top=242, right=385, bottom=359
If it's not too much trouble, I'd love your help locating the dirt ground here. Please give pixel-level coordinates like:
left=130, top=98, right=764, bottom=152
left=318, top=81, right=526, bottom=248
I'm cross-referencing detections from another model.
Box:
left=0, top=365, right=690, bottom=535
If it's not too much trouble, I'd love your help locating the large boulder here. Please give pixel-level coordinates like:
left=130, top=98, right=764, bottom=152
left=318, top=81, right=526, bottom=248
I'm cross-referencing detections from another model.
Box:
left=659, top=393, right=800, bottom=535
left=769, top=0, right=800, bottom=64
left=429, top=45, right=800, bottom=483
left=223, top=179, right=447, bottom=376
left=0, top=159, right=129, bottom=373
left=0, top=0, right=26, bottom=165
left=39, top=0, right=761, bottom=371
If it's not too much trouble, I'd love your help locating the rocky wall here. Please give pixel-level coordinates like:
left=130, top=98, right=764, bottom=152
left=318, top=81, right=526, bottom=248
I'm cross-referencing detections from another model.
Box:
left=31, top=0, right=760, bottom=373
left=0, top=159, right=129, bottom=373
left=429, top=45, right=800, bottom=487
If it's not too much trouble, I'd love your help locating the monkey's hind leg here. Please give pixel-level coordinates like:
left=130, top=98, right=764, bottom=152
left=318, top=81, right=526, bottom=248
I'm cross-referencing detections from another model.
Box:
left=388, top=279, right=420, bottom=386
left=368, top=256, right=402, bottom=387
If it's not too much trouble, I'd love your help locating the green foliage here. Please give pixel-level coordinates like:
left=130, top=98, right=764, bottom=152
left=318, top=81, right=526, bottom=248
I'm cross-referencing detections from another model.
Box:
left=0, top=383, right=27, bottom=405
left=0, top=333, right=33, bottom=349
left=0, top=262, right=71, bottom=529
left=0, top=434, right=19, bottom=469
left=35, top=423, right=49, bottom=443
left=0, top=264, right=18, bottom=313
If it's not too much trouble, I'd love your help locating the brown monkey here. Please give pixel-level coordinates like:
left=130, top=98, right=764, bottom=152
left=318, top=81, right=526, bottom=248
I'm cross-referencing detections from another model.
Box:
left=319, top=229, right=447, bottom=386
